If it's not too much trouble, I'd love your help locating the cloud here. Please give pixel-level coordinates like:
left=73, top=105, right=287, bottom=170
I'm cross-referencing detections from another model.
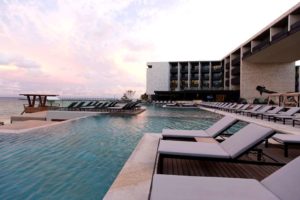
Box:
left=0, top=53, right=41, bottom=69
left=0, top=0, right=299, bottom=97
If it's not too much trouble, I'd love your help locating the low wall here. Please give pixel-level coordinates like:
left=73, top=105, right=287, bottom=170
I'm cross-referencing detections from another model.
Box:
left=46, top=111, right=103, bottom=121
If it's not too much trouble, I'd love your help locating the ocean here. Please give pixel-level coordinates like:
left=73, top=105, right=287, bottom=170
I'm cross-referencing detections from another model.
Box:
left=0, top=97, right=26, bottom=124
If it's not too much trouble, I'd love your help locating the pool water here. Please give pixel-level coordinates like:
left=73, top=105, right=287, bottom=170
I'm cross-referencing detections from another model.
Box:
left=0, top=105, right=243, bottom=199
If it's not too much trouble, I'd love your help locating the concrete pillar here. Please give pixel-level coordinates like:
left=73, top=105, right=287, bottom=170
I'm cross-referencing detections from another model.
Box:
left=188, top=62, right=191, bottom=89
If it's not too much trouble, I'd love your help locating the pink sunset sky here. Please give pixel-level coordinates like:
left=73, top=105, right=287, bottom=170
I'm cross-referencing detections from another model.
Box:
left=0, top=0, right=299, bottom=98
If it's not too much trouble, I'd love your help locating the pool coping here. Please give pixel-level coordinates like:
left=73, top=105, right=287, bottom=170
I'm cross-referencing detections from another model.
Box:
left=0, top=113, right=103, bottom=134
left=104, top=133, right=161, bottom=200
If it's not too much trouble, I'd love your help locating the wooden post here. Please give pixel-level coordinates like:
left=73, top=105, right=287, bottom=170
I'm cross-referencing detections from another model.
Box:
left=32, top=95, right=36, bottom=107
left=27, top=95, right=32, bottom=107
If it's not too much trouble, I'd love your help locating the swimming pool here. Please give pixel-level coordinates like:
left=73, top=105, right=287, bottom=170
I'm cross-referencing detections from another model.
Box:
left=0, top=105, right=241, bottom=199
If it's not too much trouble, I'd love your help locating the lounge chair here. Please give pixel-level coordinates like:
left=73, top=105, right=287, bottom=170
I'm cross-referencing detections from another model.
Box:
left=272, top=134, right=300, bottom=157
left=162, top=116, right=238, bottom=139
left=84, top=101, right=94, bottom=107
left=74, top=101, right=86, bottom=108
left=292, top=116, right=300, bottom=127
left=158, top=123, right=274, bottom=161
left=233, top=104, right=250, bottom=113
left=249, top=105, right=273, bottom=117
left=226, top=104, right=243, bottom=112
left=239, top=105, right=262, bottom=115
left=250, top=106, right=284, bottom=119
left=259, top=106, right=285, bottom=119
left=267, top=107, right=300, bottom=124
left=220, top=103, right=236, bottom=111
left=93, top=102, right=103, bottom=109
left=150, top=156, right=300, bottom=200
left=67, top=102, right=78, bottom=109
left=98, top=102, right=108, bottom=109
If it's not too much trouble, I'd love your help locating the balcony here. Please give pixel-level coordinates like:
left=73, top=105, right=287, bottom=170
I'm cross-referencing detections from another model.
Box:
left=225, top=71, right=229, bottom=78
left=231, top=77, right=240, bottom=85
left=191, top=80, right=199, bottom=88
left=180, top=82, right=188, bottom=89
left=191, top=67, right=198, bottom=73
left=225, top=63, right=230, bottom=70
left=201, top=66, right=210, bottom=73
left=202, top=74, right=210, bottom=80
left=202, top=82, right=209, bottom=89
left=231, top=67, right=240, bottom=76
left=271, top=29, right=288, bottom=44
left=231, top=57, right=240, bottom=66
left=170, top=76, right=178, bottom=80
left=191, top=75, right=199, bottom=80
left=170, top=68, right=178, bottom=73
left=252, top=38, right=270, bottom=54
left=181, top=68, right=188, bottom=73
left=212, top=73, right=223, bottom=80
left=225, top=80, right=229, bottom=87
left=181, top=75, right=188, bottom=80
left=290, top=20, right=300, bottom=34
left=243, top=49, right=252, bottom=58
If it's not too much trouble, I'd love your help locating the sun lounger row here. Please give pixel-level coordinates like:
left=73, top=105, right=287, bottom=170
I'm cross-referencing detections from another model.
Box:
left=162, top=115, right=300, bottom=157
left=150, top=116, right=300, bottom=199
left=200, top=102, right=300, bottom=126
left=56, top=101, right=141, bottom=112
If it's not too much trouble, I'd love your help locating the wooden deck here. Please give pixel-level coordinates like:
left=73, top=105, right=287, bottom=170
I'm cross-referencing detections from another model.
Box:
left=157, top=143, right=300, bottom=181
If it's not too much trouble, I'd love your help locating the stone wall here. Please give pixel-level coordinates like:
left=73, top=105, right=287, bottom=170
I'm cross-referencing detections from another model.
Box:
left=241, top=61, right=295, bottom=101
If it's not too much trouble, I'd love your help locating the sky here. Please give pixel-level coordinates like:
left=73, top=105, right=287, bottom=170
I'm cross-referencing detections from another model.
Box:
left=0, top=0, right=299, bottom=98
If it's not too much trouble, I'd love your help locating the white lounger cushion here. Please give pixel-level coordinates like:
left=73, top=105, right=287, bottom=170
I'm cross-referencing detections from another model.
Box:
left=151, top=175, right=279, bottom=200
left=273, top=134, right=300, bottom=143
left=261, top=156, right=300, bottom=200
left=158, top=141, right=230, bottom=158
left=162, top=130, right=209, bottom=138
left=220, top=123, right=274, bottom=159
left=162, top=116, right=237, bottom=138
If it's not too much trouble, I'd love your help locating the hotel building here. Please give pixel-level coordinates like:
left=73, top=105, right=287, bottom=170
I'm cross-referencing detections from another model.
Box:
left=146, top=3, right=300, bottom=102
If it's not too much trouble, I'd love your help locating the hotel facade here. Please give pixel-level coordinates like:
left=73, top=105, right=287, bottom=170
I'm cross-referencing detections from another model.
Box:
left=146, top=3, right=300, bottom=102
